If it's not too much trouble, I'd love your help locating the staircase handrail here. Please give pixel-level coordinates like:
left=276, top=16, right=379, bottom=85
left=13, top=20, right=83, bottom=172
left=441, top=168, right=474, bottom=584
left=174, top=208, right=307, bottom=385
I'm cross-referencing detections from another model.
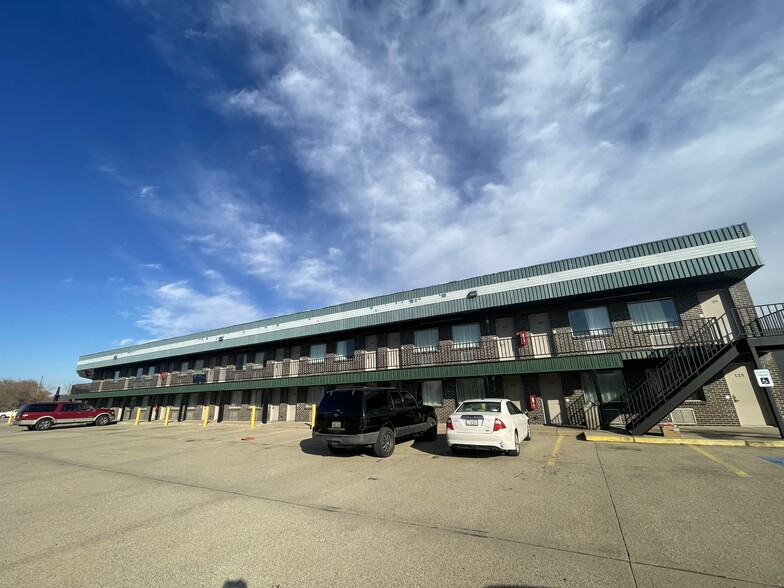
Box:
left=621, top=314, right=736, bottom=424
left=622, top=303, right=784, bottom=428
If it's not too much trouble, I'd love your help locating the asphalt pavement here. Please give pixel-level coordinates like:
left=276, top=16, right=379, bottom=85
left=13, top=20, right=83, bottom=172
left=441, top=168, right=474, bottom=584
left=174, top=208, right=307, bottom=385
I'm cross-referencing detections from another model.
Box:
left=1, top=421, right=782, bottom=588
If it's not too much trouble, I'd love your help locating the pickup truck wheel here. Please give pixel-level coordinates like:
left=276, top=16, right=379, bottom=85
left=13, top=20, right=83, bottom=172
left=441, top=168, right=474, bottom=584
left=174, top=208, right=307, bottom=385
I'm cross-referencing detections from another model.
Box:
left=35, top=419, right=54, bottom=431
left=96, top=414, right=110, bottom=426
left=374, top=427, right=395, bottom=457
left=507, top=430, right=520, bottom=457
left=421, top=420, right=438, bottom=441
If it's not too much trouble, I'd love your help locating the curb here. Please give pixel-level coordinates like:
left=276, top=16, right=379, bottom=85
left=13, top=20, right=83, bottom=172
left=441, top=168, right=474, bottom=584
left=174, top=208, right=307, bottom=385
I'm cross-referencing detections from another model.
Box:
left=583, top=432, right=784, bottom=448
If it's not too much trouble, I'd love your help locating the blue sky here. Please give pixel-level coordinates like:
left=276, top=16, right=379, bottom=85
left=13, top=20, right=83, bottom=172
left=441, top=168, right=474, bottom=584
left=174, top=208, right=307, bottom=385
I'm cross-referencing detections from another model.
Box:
left=2, top=0, right=783, bottom=395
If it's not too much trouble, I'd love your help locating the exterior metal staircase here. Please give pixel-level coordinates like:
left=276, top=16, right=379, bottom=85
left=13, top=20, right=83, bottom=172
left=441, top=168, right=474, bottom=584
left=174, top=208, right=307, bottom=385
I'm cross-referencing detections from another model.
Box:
left=620, top=304, right=784, bottom=436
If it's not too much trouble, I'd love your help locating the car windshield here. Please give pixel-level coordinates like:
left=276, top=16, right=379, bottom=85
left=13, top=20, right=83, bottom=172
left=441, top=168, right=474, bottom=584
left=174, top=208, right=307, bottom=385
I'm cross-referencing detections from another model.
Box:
left=457, top=401, right=501, bottom=413
left=318, top=390, right=363, bottom=416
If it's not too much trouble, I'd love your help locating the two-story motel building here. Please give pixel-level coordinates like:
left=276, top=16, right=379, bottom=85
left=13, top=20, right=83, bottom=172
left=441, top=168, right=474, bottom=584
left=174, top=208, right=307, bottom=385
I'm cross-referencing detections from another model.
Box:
left=72, top=223, right=784, bottom=437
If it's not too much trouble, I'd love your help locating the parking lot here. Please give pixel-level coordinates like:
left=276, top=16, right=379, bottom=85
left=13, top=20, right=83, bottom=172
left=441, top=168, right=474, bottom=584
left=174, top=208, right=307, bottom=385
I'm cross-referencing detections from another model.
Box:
left=1, top=421, right=783, bottom=588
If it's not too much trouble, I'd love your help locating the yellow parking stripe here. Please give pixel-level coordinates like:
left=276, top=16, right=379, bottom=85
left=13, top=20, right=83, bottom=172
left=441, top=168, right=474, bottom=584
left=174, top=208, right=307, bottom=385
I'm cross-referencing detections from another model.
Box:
left=688, top=445, right=750, bottom=477
left=546, top=436, right=565, bottom=467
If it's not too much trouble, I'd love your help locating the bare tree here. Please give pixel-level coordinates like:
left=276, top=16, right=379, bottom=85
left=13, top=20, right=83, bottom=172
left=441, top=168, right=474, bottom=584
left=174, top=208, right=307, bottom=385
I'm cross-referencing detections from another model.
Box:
left=0, top=379, right=54, bottom=410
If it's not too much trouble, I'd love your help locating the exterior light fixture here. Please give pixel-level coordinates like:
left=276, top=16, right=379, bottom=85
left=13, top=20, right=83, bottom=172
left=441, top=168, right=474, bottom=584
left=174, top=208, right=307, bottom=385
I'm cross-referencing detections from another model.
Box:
left=466, top=290, right=478, bottom=299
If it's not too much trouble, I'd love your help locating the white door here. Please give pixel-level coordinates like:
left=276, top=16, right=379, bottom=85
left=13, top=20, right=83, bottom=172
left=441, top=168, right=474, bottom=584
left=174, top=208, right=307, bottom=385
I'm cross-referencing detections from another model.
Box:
left=528, top=313, right=552, bottom=357
left=697, top=290, right=735, bottom=342
left=387, top=332, right=401, bottom=368
left=269, top=390, right=280, bottom=422
left=286, top=390, right=297, bottom=422
left=501, top=375, right=524, bottom=410
left=725, top=364, right=775, bottom=426
left=387, top=332, right=400, bottom=349
left=495, top=317, right=516, bottom=360
left=495, top=317, right=515, bottom=338
left=538, top=373, right=563, bottom=425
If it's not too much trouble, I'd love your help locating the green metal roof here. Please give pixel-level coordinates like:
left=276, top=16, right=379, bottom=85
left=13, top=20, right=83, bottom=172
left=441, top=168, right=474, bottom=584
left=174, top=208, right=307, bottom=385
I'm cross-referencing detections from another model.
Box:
left=78, top=223, right=762, bottom=372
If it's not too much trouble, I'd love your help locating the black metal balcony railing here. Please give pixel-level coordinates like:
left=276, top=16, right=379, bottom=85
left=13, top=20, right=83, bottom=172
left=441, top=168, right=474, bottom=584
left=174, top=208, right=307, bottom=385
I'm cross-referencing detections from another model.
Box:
left=622, top=303, right=784, bottom=432
left=71, top=318, right=727, bottom=396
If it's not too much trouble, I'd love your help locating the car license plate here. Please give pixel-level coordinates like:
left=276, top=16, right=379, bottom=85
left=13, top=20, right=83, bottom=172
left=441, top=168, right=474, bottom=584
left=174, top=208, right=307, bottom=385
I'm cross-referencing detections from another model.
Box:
left=465, top=419, right=480, bottom=426
left=331, top=421, right=341, bottom=428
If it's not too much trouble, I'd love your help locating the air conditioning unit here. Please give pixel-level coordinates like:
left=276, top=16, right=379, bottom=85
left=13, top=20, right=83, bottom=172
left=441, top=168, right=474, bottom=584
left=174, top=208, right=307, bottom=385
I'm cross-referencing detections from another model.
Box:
left=670, top=407, right=697, bottom=425
left=649, top=332, right=674, bottom=347
left=584, top=339, right=607, bottom=353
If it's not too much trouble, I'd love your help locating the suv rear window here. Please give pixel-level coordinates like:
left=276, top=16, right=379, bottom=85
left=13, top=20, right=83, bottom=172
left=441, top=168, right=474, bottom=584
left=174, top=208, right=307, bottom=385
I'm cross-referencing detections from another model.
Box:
left=19, top=403, right=58, bottom=413
left=319, top=390, right=363, bottom=416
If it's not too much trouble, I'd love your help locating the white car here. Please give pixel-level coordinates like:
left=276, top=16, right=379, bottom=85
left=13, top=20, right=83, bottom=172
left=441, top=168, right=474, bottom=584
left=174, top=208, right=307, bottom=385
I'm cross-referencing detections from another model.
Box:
left=446, top=398, right=530, bottom=456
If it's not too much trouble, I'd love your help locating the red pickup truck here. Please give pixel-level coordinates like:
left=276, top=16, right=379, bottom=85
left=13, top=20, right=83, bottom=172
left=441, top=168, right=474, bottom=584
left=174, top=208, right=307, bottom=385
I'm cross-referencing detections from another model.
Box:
left=14, top=401, right=115, bottom=431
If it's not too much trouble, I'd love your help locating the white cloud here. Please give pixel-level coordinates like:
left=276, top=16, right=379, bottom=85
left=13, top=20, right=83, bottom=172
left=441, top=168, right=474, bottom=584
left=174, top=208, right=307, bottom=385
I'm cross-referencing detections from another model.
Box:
left=140, top=263, right=163, bottom=270
left=135, top=274, right=261, bottom=338
left=132, top=0, right=784, bottom=314
left=138, top=186, right=157, bottom=198
left=183, top=28, right=217, bottom=40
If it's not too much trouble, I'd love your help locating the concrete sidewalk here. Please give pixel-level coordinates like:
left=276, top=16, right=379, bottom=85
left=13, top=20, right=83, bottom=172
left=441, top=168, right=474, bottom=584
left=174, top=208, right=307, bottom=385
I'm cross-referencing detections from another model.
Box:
left=583, top=424, right=784, bottom=447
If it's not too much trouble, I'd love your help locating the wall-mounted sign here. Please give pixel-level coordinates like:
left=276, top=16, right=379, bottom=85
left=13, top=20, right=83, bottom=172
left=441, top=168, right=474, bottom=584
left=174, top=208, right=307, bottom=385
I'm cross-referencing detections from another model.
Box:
left=754, top=369, right=773, bottom=388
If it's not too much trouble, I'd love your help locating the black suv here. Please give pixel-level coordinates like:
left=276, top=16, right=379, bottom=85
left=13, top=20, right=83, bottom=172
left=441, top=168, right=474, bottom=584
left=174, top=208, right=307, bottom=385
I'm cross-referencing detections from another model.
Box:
left=312, top=387, right=438, bottom=457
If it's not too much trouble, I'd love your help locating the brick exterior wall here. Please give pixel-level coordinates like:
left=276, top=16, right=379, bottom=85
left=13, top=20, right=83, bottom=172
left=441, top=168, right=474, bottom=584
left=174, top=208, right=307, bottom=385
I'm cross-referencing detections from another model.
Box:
left=728, top=280, right=756, bottom=308
left=689, top=371, right=740, bottom=426
left=83, top=280, right=781, bottom=430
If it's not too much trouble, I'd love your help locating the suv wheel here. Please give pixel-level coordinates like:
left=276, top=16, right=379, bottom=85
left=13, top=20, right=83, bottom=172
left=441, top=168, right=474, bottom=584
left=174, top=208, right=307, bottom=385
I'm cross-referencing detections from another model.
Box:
left=35, top=419, right=54, bottom=431
left=95, top=414, right=110, bottom=426
left=374, top=427, right=395, bottom=457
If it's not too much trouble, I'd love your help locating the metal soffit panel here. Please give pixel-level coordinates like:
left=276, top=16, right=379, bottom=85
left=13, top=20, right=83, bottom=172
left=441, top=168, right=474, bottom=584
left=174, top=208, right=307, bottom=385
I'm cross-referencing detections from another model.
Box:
left=78, top=225, right=759, bottom=370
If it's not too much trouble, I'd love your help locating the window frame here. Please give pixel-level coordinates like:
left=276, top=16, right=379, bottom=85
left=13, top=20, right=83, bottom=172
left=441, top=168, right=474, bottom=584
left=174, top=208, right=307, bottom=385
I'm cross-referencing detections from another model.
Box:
left=452, top=323, right=482, bottom=349
left=628, top=298, right=682, bottom=331
left=568, top=306, right=612, bottom=337
left=310, top=343, right=327, bottom=360
left=414, top=328, right=440, bottom=351
left=336, top=339, right=355, bottom=358
left=580, top=370, right=626, bottom=405
left=419, top=380, right=444, bottom=407
left=455, top=377, right=486, bottom=404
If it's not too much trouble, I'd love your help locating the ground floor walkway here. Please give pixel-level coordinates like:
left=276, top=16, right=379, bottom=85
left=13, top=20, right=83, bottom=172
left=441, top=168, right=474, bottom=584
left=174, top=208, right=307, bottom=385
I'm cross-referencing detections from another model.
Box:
left=583, top=424, right=784, bottom=447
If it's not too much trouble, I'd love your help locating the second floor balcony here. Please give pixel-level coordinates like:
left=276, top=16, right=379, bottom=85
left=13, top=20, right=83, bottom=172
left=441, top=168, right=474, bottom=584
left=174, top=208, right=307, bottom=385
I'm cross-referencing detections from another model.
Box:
left=72, top=316, right=725, bottom=394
